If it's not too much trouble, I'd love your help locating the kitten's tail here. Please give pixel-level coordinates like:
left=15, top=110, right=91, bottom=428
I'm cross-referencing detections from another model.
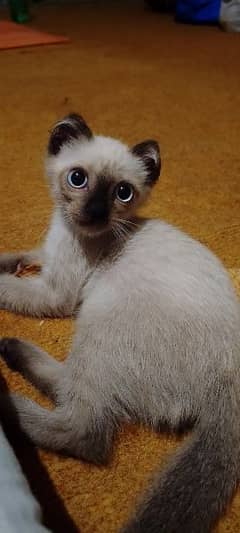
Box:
left=123, top=381, right=240, bottom=533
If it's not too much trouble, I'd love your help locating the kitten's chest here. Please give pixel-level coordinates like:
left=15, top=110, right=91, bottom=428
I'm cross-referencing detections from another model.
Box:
left=42, top=213, right=90, bottom=288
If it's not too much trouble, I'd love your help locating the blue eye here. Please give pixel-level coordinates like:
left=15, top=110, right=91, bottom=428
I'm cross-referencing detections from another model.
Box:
left=67, top=168, right=88, bottom=189
left=116, top=182, right=134, bottom=203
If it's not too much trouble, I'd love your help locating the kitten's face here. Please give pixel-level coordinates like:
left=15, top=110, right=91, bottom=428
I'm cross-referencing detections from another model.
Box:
left=46, top=114, right=161, bottom=238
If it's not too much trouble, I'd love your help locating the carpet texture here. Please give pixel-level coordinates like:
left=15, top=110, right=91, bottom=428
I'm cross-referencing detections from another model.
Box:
left=0, top=2, right=240, bottom=532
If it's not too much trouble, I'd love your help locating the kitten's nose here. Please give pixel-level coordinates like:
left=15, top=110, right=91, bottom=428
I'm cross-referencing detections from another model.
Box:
left=84, top=198, right=109, bottom=224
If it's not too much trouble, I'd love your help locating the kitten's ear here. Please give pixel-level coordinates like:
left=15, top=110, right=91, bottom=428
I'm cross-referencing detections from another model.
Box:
left=48, top=113, right=93, bottom=156
left=132, top=140, right=161, bottom=186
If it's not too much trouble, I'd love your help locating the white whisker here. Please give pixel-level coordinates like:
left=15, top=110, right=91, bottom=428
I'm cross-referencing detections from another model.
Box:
left=113, top=217, right=139, bottom=230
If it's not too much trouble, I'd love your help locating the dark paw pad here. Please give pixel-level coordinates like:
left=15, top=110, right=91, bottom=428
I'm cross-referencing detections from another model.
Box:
left=0, top=337, right=22, bottom=371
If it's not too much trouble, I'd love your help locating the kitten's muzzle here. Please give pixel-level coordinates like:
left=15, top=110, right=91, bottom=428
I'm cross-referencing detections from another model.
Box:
left=83, top=197, right=109, bottom=225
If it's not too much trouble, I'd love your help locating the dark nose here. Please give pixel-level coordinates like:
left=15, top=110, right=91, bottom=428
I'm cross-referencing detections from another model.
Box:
left=84, top=198, right=109, bottom=223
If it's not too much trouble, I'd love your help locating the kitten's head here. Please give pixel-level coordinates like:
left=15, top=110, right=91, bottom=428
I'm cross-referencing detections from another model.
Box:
left=46, top=113, right=161, bottom=237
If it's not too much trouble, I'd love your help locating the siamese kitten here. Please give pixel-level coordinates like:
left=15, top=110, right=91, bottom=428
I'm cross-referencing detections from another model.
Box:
left=0, top=113, right=240, bottom=533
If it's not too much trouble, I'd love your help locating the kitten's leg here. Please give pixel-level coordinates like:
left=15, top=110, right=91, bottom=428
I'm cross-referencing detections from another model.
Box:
left=0, top=393, right=115, bottom=465
left=0, top=339, right=114, bottom=463
left=0, top=250, right=41, bottom=274
left=0, top=337, right=62, bottom=401
left=0, top=395, right=69, bottom=450
left=0, top=274, right=74, bottom=317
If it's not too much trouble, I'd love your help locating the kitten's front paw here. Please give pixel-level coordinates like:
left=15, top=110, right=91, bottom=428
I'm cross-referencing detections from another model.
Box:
left=0, top=337, right=22, bottom=371
left=0, top=254, right=17, bottom=274
left=0, top=273, right=15, bottom=310
left=0, top=274, right=8, bottom=308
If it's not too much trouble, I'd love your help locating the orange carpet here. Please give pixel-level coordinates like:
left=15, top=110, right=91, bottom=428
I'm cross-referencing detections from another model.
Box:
left=0, top=2, right=240, bottom=532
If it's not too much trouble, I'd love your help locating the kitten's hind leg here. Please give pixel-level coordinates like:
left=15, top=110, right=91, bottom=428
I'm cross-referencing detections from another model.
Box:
left=0, top=250, right=41, bottom=274
left=0, top=338, right=62, bottom=401
left=0, top=393, right=115, bottom=465
left=0, top=394, right=70, bottom=451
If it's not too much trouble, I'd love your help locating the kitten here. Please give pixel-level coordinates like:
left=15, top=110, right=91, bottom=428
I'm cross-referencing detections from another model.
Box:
left=0, top=113, right=240, bottom=533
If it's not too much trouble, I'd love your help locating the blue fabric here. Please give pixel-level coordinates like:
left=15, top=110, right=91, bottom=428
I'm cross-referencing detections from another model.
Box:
left=176, top=0, right=221, bottom=23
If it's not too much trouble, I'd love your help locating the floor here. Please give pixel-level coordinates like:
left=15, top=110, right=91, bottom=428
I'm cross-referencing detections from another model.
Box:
left=0, top=1, right=240, bottom=531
